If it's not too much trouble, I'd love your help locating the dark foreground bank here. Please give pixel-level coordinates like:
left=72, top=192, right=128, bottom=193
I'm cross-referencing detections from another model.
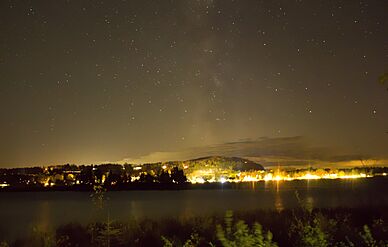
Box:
left=1, top=205, right=388, bottom=247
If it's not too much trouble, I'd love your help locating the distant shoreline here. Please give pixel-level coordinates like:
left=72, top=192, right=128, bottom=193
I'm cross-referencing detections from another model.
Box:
left=1, top=175, right=387, bottom=192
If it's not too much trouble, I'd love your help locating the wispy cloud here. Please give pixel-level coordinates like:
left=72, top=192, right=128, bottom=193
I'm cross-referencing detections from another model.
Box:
left=118, top=136, right=387, bottom=168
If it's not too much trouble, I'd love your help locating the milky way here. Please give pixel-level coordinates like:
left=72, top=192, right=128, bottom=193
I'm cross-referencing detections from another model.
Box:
left=0, top=0, right=387, bottom=166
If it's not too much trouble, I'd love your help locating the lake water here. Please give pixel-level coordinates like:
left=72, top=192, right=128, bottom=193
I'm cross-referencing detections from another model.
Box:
left=0, top=177, right=388, bottom=241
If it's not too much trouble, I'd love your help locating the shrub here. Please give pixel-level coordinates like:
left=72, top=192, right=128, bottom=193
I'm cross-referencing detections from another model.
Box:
left=215, top=211, right=277, bottom=247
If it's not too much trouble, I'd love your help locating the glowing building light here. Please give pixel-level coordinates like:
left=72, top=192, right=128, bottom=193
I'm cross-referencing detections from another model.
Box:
left=191, top=177, right=205, bottom=184
left=264, top=173, right=273, bottom=181
left=242, top=175, right=259, bottom=182
left=302, top=173, right=320, bottom=180
left=274, top=175, right=282, bottom=181
left=0, top=183, right=9, bottom=188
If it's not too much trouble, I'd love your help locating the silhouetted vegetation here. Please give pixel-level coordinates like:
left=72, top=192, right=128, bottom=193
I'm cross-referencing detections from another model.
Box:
left=0, top=164, right=189, bottom=191
left=2, top=205, right=388, bottom=247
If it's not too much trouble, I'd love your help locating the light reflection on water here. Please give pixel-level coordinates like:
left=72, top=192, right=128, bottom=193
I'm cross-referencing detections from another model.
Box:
left=0, top=177, right=387, bottom=241
left=274, top=193, right=284, bottom=212
left=35, top=201, right=51, bottom=233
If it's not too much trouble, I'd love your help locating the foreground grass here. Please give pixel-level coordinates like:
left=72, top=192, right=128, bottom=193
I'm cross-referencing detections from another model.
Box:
left=1, top=205, right=388, bottom=247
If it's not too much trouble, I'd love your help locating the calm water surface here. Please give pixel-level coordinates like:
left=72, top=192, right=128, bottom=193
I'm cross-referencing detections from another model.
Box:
left=0, top=177, right=387, bottom=241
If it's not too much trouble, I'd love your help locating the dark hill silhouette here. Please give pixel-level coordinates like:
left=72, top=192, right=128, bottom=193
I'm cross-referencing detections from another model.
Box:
left=184, top=156, right=264, bottom=172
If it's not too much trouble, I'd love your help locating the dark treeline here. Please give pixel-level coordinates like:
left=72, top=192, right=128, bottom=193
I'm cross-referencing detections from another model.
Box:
left=1, top=164, right=388, bottom=192
left=0, top=164, right=189, bottom=191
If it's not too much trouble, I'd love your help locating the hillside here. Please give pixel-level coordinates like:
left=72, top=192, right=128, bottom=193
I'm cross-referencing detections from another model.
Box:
left=176, top=156, right=264, bottom=183
left=185, top=156, right=264, bottom=171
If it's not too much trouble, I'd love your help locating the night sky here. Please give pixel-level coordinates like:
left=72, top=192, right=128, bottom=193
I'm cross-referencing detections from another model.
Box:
left=1, top=0, right=387, bottom=167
